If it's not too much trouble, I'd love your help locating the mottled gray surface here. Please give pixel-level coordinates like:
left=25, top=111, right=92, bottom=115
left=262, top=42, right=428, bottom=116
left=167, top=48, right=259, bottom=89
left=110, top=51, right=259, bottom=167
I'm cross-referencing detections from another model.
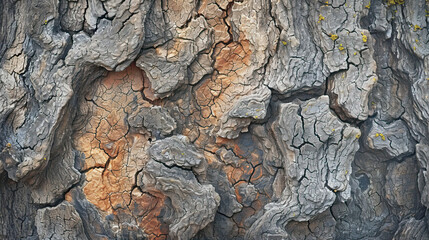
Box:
left=148, top=135, right=204, bottom=168
left=247, top=96, right=360, bottom=239
left=35, top=202, right=87, bottom=240
left=393, top=217, right=429, bottom=240
left=136, top=16, right=213, bottom=98
left=1, top=0, right=429, bottom=239
left=129, top=106, right=177, bottom=137
left=139, top=159, right=220, bottom=240
left=217, top=87, right=271, bottom=139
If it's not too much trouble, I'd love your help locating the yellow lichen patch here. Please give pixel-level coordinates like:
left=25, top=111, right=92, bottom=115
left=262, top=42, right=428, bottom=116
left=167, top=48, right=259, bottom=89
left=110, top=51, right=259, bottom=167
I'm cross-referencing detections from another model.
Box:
left=330, top=34, right=339, bottom=41
left=365, top=1, right=371, bottom=9
left=339, top=44, right=345, bottom=51
left=354, top=52, right=358, bottom=55
left=318, top=14, right=325, bottom=23
left=388, top=0, right=405, bottom=5
left=282, top=41, right=287, bottom=46
left=374, top=133, right=386, bottom=141
left=414, top=25, right=422, bottom=31
left=361, top=32, right=368, bottom=43
left=6, top=143, right=11, bottom=148
left=356, top=134, right=361, bottom=139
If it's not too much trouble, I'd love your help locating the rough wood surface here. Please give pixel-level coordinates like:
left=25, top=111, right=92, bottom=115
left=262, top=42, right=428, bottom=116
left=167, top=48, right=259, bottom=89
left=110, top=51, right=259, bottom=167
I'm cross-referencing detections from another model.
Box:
left=1, top=0, right=429, bottom=239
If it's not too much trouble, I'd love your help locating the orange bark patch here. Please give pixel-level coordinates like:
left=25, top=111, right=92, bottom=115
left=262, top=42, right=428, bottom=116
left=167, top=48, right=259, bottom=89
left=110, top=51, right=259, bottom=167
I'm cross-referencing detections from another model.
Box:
left=250, top=164, right=263, bottom=182
left=65, top=191, right=72, bottom=203
left=132, top=188, right=168, bottom=239
left=193, top=40, right=252, bottom=116
left=214, top=41, right=251, bottom=73
left=102, top=63, right=144, bottom=90
left=198, top=0, right=231, bottom=43
left=142, top=70, right=158, bottom=101
left=84, top=168, right=112, bottom=212
left=232, top=206, right=255, bottom=228
left=191, top=40, right=254, bottom=153
left=206, top=134, right=270, bottom=222
left=75, top=63, right=167, bottom=237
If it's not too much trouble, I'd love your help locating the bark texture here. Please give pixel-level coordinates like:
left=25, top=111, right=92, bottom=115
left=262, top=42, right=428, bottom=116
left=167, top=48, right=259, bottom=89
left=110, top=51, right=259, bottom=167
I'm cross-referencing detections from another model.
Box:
left=1, top=0, right=429, bottom=239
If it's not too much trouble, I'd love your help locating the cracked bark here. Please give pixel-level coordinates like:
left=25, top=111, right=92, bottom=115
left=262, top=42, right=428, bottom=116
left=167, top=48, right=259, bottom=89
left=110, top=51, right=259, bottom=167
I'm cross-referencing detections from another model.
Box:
left=1, top=0, right=429, bottom=239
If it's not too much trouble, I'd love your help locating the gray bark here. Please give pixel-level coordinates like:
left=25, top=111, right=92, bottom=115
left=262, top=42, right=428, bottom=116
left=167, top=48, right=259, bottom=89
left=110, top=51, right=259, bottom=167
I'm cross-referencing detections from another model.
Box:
left=1, top=0, right=429, bottom=239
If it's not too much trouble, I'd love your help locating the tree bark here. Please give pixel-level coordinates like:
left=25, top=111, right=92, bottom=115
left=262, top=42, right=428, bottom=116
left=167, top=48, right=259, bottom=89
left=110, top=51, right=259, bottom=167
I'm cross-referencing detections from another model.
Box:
left=1, top=0, right=429, bottom=239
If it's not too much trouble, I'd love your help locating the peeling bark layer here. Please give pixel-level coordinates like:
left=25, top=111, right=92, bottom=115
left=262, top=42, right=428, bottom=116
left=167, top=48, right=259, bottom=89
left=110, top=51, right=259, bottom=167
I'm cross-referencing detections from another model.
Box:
left=1, top=0, right=429, bottom=239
